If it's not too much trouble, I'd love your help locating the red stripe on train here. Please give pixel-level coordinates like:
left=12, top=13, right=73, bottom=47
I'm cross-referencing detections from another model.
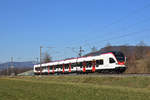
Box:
left=83, top=67, right=86, bottom=72
left=52, top=66, right=55, bottom=74
left=48, top=66, right=50, bottom=74
left=92, top=61, right=96, bottom=72
left=63, top=64, right=65, bottom=73
left=69, top=63, right=71, bottom=72
left=83, top=62, right=86, bottom=72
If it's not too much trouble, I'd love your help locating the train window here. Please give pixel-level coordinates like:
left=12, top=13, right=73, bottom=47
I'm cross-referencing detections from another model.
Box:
left=43, top=66, right=46, bottom=70
left=59, top=65, right=62, bottom=68
left=77, top=62, right=82, bottom=66
left=75, top=63, right=78, bottom=67
left=86, top=62, right=89, bottom=68
left=113, top=51, right=125, bottom=62
left=80, top=62, right=83, bottom=68
left=65, top=64, right=69, bottom=69
left=82, top=62, right=86, bottom=68
left=80, top=64, right=82, bottom=68
left=56, top=65, right=58, bottom=68
left=109, top=58, right=115, bottom=63
left=58, top=65, right=61, bottom=68
left=96, top=60, right=103, bottom=67
left=35, top=68, right=40, bottom=71
left=77, top=62, right=82, bottom=68
left=86, top=61, right=92, bottom=68
left=50, top=66, right=52, bottom=70
left=71, top=63, right=77, bottom=67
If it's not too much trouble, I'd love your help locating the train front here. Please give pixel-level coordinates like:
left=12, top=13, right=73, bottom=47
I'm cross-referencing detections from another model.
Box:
left=113, top=51, right=127, bottom=73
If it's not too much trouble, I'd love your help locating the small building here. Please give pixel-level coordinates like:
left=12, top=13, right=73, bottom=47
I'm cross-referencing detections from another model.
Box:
left=17, top=70, right=34, bottom=76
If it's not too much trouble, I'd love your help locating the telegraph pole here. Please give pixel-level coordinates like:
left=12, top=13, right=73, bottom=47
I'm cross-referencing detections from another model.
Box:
left=78, top=46, right=84, bottom=57
left=10, top=57, right=14, bottom=76
left=66, top=46, right=84, bottom=57
left=6, top=63, right=8, bottom=76
left=40, top=46, right=42, bottom=75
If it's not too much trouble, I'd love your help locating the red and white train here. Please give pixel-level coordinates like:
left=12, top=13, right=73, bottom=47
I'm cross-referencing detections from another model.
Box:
left=34, top=51, right=126, bottom=75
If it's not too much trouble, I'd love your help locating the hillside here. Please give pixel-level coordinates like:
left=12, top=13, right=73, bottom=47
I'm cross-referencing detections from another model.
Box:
left=0, top=61, right=36, bottom=75
left=85, top=46, right=150, bottom=56
left=0, top=61, right=35, bottom=71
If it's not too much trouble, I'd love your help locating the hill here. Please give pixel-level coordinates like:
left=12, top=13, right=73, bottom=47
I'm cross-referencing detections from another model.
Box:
left=0, top=61, right=35, bottom=71
left=85, top=45, right=150, bottom=56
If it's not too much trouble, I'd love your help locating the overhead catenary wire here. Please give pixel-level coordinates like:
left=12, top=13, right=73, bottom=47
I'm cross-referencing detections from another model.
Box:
left=63, top=27, right=150, bottom=59
left=85, top=16, right=150, bottom=47
left=94, top=28, right=150, bottom=48
left=98, top=2, right=150, bottom=31
left=65, top=2, right=150, bottom=48
left=110, top=32, right=150, bottom=46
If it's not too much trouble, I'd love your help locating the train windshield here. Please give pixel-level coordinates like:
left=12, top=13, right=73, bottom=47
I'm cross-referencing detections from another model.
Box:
left=113, top=51, right=125, bottom=62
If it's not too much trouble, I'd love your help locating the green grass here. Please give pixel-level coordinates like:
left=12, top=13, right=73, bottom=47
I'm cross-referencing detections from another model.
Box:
left=0, top=76, right=150, bottom=100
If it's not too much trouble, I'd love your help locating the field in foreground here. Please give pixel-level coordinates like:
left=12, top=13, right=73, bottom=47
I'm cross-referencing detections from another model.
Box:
left=0, top=75, right=150, bottom=100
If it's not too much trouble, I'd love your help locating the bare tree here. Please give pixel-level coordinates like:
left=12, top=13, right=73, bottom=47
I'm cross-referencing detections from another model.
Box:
left=91, top=46, right=97, bottom=52
left=104, top=42, right=112, bottom=51
left=137, top=41, right=145, bottom=46
left=119, top=45, right=128, bottom=56
left=135, top=41, right=146, bottom=59
left=43, top=52, right=52, bottom=63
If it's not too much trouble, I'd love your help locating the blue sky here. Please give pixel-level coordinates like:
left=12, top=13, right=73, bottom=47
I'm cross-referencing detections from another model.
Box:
left=0, top=0, right=150, bottom=62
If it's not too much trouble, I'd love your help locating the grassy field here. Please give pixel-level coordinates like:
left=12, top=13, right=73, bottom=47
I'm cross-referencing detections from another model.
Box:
left=0, top=75, right=150, bottom=100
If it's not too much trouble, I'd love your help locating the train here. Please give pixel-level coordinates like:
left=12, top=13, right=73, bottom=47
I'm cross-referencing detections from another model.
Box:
left=34, top=51, right=127, bottom=75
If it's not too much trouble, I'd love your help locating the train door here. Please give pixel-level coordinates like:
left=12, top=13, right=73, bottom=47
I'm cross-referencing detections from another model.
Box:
left=69, top=63, right=71, bottom=72
left=62, top=64, right=65, bottom=73
left=52, top=66, right=55, bottom=74
left=82, top=61, right=86, bottom=72
left=48, top=66, right=50, bottom=75
left=92, top=60, right=96, bottom=72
